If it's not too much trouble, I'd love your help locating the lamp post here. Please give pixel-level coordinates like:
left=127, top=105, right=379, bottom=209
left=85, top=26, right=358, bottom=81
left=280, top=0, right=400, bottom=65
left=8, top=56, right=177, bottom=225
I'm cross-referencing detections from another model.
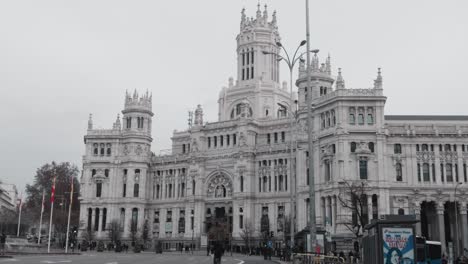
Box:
left=454, top=182, right=462, bottom=258
left=263, top=40, right=306, bottom=250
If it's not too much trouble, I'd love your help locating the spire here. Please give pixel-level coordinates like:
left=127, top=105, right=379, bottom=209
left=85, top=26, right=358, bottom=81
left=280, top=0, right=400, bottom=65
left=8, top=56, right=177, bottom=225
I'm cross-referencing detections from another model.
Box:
left=194, top=104, right=204, bottom=126
left=241, top=8, right=246, bottom=28
left=263, top=4, right=268, bottom=23
left=374, top=68, right=383, bottom=89
left=272, top=10, right=277, bottom=26
left=256, top=2, right=262, bottom=20
left=326, top=53, right=331, bottom=75
left=312, top=52, right=319, bottom=71
left=336, top=68, right=345, bottom=90
left=133, top=89, right=138, bottom=99
left=115, top=114, right=121, bottom=130
left=88, top=114, right=93, bottom=130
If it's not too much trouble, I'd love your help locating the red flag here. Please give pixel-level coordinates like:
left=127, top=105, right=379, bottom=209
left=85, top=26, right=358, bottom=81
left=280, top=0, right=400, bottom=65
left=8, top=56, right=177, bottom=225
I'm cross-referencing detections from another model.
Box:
left=50, top=177, right=56, bottom=203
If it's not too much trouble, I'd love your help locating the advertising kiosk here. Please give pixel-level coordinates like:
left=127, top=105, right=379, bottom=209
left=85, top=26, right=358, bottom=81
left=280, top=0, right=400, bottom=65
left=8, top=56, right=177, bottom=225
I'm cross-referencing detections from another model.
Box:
left=362, top=215, right=419, bottom=264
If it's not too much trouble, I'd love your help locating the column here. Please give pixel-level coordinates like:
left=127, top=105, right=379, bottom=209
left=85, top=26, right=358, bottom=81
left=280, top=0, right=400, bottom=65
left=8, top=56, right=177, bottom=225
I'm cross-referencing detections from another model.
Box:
left=332, top=196, right=337, bottom=233
left=460, top=202, right=468, bottom=252
left=324, top=196, right=330, bottom=226
left=414, top=202, right=422, bottom=236
left=435, top=147, right=441, bottom=184
left=437, top=202, right=447, bottom=254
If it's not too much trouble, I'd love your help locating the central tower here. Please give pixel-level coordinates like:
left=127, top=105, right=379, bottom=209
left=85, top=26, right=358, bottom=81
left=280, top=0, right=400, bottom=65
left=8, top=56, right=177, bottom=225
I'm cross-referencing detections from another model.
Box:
left=236, top=4, right=281, bottom=85
left=218, top=4, right=291, bottom=121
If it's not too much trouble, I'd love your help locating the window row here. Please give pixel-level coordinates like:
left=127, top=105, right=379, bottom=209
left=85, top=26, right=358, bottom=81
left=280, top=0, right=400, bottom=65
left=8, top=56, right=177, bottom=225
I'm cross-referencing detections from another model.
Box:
left=348, top=107, right=374, bottom=125
left=395, top=162, right=468, bottom=183
left=155, top=168, right=186, bottom=177
left=93, top=143, right=112, bottom=156
left=258, top=159, right=288, bottom=167
left=182, top=143, right=190, bottom=154
left=208, top=134, right=237, bottom=148
left=394, top=143, right=466, bottom=154
left=266, top=131, right=286, bottom=144
left=320, top=110, right=336, bottom=129
left=86, top=207, right=107, bottom=232
left=258, top=175, right=288, bottom=192
left=125, top=116, right=146, bottom=129
left=319, top=86, right=329, bottom=96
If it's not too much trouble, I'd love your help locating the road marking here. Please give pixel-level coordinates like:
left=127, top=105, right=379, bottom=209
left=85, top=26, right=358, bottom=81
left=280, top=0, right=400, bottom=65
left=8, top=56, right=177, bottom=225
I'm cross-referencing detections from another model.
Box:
left=234, top=259, right=245, bottom=264
left=0, top=260, right=18, bottom=262
left=105, top=262, right=118, bottom=264
left=40, top=261, right=71, bottom=264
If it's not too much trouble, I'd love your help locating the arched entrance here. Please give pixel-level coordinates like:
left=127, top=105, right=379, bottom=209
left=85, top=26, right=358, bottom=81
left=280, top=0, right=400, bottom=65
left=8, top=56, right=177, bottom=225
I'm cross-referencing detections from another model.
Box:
left=204, top=171, right=234, bottom=251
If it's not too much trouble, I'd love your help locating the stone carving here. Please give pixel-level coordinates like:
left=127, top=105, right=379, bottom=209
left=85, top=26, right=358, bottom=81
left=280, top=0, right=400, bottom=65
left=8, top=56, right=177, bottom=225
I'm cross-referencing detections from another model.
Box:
left=239, top=132, right=247, bottom=146
left=206, top=172, right=232, bottom=198
left=123, top=144, right=130, bottom=155
left=135, top=145, right=143, bottom=156
left=191, top=138, right=199, bottom=152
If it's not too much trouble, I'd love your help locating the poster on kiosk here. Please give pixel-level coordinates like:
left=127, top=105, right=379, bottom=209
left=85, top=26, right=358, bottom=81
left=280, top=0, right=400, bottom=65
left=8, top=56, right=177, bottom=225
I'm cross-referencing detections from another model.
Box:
left=382, top=227, right=415, bottom=264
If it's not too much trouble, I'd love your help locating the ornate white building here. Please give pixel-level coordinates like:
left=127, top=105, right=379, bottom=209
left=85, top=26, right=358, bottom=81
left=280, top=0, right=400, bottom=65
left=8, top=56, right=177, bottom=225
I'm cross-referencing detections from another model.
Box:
left=79, top=4, right=468, bottom=254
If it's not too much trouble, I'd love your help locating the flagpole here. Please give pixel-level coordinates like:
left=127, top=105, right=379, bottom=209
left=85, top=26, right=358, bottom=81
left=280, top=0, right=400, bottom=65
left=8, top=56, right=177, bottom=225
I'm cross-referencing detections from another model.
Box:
left=16, top=193, right=23, bottom=237
left=38, top=189, right=45, bottom=244
left=48, top=177, right=56, bottom=253
left=65, top=177, right=74, bottom=253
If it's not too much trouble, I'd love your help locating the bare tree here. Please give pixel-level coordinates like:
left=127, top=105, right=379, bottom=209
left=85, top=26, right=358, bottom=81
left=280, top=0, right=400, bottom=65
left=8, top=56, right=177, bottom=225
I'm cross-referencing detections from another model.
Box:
left=240, top=220, right=254, bottom=252
left=108, top=219, right=121, bottom=244
left=337, top=181, right=369, bottom=238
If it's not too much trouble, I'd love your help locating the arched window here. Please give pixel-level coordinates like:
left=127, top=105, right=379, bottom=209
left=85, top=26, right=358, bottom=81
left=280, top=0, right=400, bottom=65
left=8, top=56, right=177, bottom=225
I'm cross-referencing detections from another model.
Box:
left=351, top=142, right=357, bottom=153
left=106, top=143, right=111, bottom=156
left=368, top=142, right=375, bottom=153
left=100, top=143, right=105, bottom=155
left=444, top=144, right=451, bottom=151
left=93, top=143, right=98, bottom=155
left=321, top=113, right=326, bottom=129
left=131, top=208, right=138, bottom=232
left=421, top=144, right=428, bottom=151
left=326, top=112, right=331, bottom=127
left=104, top=169, right=109, bottom=177
left=263, top=176, right=268, bottom=192
left=398, top=208, right=405, bottom=215
left=192, top=180, right=196, bottom=195
left=359, top=160, right=368, bottom=179
left=396, top=163, right=403, bottom=181
left=96, top=182, right=102, bottom=197
left=367, top=114, right=374, bottom=125
left=358, top=114, right=364, bottom=125
left=394, top=144, right=402, bottom=154
left=349, top=113, right=355, bottom=125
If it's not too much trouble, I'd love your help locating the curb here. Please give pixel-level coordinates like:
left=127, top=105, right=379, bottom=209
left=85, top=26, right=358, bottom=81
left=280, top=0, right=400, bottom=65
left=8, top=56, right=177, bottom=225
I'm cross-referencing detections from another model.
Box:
left=7, top=252, right=81, bottom=256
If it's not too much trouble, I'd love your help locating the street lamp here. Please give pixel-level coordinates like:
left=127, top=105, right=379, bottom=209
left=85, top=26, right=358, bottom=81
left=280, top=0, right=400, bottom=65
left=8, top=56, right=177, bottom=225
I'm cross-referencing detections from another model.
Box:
left=454, top=182, right=463, bottom=258
left=263, top=40, right=305, bottom=249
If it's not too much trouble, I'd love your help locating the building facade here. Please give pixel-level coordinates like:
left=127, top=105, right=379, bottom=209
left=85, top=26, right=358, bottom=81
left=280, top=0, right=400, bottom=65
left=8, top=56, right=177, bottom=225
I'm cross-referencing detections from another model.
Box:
left=0, top=183, right=18, bottom=212
left=79, top=4, right=468, bottom=254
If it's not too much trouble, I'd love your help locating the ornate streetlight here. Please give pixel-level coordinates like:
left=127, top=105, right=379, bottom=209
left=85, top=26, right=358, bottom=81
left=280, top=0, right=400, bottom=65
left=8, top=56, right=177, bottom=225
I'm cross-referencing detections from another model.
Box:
left=263, top=40, right=306, bottom=249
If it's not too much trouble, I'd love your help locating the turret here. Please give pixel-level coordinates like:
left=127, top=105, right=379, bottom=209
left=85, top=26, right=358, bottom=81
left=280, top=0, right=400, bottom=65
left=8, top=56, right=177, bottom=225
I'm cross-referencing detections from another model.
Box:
left=236, top=4, right=281, bottom=84
left=296, top=51, right=335, bottom=107
left=122, top=89, right=153, bottom=136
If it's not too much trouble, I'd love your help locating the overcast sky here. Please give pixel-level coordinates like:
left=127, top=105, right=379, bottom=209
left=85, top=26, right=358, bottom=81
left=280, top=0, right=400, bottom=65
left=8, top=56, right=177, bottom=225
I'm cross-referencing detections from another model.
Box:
left=1, top=0, right=467, bottom=194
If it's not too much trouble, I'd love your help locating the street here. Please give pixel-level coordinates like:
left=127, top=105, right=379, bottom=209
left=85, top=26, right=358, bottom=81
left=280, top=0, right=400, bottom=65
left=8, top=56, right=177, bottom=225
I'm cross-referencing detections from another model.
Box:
left=0, top=252, right=278, bottom=264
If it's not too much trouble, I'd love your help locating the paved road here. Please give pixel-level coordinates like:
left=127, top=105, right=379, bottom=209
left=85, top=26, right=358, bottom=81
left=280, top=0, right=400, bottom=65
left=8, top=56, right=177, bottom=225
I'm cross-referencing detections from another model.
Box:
left=0, top=252, right=277, bottom=264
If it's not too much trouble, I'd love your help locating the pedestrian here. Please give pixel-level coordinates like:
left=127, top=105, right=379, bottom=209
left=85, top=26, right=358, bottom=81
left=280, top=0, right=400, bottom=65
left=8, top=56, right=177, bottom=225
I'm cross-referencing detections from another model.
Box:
left=442, top=254, right=448, bottom=264
left=207, top=244, right=210, bottom=256
left=0, top=232, right=6, bottom=255
left=213, top=242, right=224, bottom=264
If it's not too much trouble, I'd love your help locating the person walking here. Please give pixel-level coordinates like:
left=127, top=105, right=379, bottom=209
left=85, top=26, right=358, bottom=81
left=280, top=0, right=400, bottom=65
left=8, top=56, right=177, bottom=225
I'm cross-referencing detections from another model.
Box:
left=0, top=233, right=6, bottom=255
left=213, top=242, right=224, bottom=264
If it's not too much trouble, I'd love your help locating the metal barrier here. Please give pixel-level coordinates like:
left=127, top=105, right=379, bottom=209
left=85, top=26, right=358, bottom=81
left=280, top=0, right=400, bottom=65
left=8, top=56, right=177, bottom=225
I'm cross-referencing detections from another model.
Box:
left=292, top=253, right=346, bottom=264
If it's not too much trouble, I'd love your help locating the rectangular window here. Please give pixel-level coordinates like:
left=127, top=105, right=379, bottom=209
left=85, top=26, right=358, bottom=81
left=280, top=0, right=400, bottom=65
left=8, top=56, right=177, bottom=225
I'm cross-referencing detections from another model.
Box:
left=274, top=132, right=278, bottom=143
left=214, top=136, right=217, bottom=147
left=123, top=183, right=126, bottom=197
left=440, top=164, right=445, bottom=182
left=134, top=183, right=139, bottom=197
left=396, top=163, right=402, bottom=182
left=96, top=182, right=102, bottom=197
left=246, top=68, right=249, bottom=79
left=251, top=66, right=254, bottom=78
left=432, top=164, right=436, bottom=182
left=417, top=164, right=421, bottom=182
left=220, top=136, right=223, bottom=147
left=267, top=133, right=271, bottom=144
left=227, top=135, right=230, bottom=146
left=182, top=144, right=185, bottom=153
left=464, top=164, right=467, bottom=182
left=233, top=134, right=237, bottom=145
left=367, top=114, right=374, bottom=125
left=358, top=114, right=364, bottom=125
left=281, top=131, right=285, bottom=142
left=208, top=137, right=211, bottom=148
left=423, top=163, right=430, bottom=182
left=242, top=69, right=245, bottom=80
left=251, top=51, right=254, bottom=64
left=394, top=144, right=402, bottom=154
left=446, top=163, right=453, bottom=182
left=166, top=211, right=172, bottom=222
left=246, top=52, right=249, bottom=65
left=242, top=53, right=245, bottom=66
left=359, top=160, right=368, bottom=179
left=349, top=113, right=355, bottom=125
left=455, top=164, right=459, bottom=182
left=239, top=215, right=244, bottom=229
left=324, top=160, right=331, bottom=182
